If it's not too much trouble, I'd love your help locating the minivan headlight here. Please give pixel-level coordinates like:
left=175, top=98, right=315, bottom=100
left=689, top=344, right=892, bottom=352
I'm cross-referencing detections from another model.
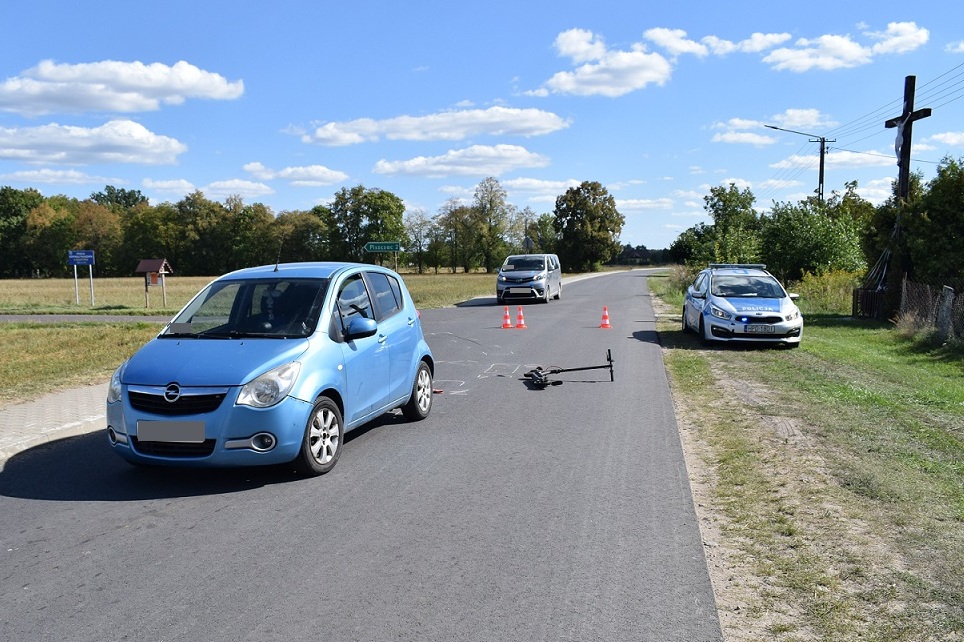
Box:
left=237, top=362, right=301, bottom=408
left=107, top=361, right=126, bottom=404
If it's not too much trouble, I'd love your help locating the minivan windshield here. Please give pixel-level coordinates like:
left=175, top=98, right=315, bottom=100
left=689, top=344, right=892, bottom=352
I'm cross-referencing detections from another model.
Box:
left=502, top=256, right=546, bottom=271
left=161, top=278, right=329, bottom=339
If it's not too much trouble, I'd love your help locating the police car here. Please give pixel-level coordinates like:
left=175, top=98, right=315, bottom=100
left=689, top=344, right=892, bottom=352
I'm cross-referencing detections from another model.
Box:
left=682, top=264, right=803, bottom=347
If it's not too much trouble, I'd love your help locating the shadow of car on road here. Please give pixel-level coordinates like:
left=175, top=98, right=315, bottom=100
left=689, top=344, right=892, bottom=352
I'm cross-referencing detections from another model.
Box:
left=0, top=413, right=405, bottom=502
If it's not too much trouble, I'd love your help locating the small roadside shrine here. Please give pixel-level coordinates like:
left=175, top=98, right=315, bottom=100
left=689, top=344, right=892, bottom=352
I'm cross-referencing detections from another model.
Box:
left=134, top=258, right=173, bottom=308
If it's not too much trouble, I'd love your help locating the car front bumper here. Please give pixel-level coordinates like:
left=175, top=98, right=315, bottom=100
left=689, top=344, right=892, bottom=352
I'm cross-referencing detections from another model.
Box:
left=106, top=390, right=312, bottom=468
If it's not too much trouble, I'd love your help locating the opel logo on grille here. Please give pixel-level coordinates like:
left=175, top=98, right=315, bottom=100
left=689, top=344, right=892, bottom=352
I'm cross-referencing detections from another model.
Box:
left=164, top=383, right=181, bottom=403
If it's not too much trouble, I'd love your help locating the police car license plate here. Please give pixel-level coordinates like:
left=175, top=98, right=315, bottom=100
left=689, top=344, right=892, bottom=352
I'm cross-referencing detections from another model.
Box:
left=744, top=324, right=775, bottom=334
left=137, top=420, right=205, bottom=442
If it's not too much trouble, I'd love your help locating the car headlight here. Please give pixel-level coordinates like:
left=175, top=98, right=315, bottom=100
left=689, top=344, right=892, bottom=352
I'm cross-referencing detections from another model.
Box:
left=107, top=361, right=126, bottom=404
left=710, top=304, right=732, bottom=321
left=785, top=309, right=801, bottom=321
left=237, top=362, right=301, bottom=408
left=533, top=273, right=546, bottom=281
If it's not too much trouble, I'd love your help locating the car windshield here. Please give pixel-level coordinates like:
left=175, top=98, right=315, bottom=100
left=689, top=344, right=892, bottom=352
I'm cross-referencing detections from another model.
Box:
left=503, top=257, right=545, bottom=271
left=161, top=277, right=329, bottom=339
left=711, top=275, right=785, bottom=298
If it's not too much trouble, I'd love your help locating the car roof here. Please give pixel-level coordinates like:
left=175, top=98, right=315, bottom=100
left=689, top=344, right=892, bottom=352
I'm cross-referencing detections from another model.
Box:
left=703, top=263, right=772, bottom=277
left=218, top=262, right=390, bottom=280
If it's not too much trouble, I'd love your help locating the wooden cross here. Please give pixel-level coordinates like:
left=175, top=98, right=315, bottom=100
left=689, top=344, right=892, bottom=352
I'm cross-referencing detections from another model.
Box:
left=885, top=75, right=931, bottom=201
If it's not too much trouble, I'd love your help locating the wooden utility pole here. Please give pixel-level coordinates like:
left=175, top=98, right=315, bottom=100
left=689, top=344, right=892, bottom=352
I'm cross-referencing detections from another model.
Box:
left=884, top=75, right=931, bottom=201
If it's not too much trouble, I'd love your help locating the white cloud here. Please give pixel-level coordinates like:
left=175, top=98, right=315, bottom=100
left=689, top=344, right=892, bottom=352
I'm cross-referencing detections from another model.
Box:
left=644, top=28, right=708, bottom=58
left=302, top=106, right=570, bottom=146
left=244, top=161, right=349, bottom=186
left=930, top=132, right=964, bottom=146
left=868, top=22, right=929, bottom=54
left=502, top=177, right=581, bottom=193
left=712, top=131, right=777, bottom=145
left=946, top=41, right=964, bottom=54
left=616, top=197, right=674, bottom=212
left=855, top=177, right=895, bottom=204
left=770, top=108, right=838, bottom=131
left=554, top=28, right=608, bottom=64
left=202, top=179, right=274, bottom=200
left=143, top=178, right=195, bottom=195
left=0, top=168, right=117, bottom=185
left=533, top=29, right=673, bottom=97
left=0, top=119, right=187, bottom=164
left=764, top=34, right=872, bottom=72
left=762, top=22, right=927, bottom=72
left=0, top=59, right=243, bottom=116
left=373, top=144, right=549, bottom=178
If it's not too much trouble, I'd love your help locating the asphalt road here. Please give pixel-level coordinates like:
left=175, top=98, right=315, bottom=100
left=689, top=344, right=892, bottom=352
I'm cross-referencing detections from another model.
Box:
left=0, top=270, right=723, bottom=642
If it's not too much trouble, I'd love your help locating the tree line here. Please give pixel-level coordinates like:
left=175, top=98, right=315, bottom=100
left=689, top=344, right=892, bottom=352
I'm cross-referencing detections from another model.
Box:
left=0, top=177, right=628, bottom=279
left=669, top=156, right=964, bottom=314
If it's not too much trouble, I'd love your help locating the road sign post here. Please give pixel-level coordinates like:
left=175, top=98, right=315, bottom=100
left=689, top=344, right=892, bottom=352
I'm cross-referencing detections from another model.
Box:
left=363, top=241, right=401, bottom=270
left=67, top=250, right=96, bottom=307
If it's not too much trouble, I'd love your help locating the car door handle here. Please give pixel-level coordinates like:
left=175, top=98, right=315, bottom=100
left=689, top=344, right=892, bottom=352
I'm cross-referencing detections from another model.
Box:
left=407, top=317, right=415, bottom=326
left=377, top=333, right=387, bottom=344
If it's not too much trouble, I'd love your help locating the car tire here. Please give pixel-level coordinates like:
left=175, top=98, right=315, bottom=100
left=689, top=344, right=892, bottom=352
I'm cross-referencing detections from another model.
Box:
left=401, top=361, right=433, bottom=420
left=555, top=284, right=562, bottom=300
left=294, top=396, right=343, bottom=476
left=698, top=316, right=712, bottom=346
left=681, top=306, right=690, bottom=333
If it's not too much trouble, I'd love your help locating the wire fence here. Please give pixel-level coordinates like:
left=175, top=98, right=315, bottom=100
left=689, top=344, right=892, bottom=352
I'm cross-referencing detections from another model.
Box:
left=899, top=277, right=964, bottom=341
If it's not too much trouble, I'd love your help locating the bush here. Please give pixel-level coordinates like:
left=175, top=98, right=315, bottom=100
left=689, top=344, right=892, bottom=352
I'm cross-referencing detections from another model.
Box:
left=793, top=270, right=861, bottom=315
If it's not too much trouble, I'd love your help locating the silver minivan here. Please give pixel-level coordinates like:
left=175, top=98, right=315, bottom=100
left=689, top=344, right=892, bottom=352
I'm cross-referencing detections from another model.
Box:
left=496, top=253, right=562, bottom=304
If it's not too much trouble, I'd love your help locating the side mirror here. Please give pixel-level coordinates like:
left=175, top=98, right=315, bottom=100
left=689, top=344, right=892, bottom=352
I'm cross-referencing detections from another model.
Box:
left=688, top=286, right=704, bottom=300
left=345, top=317, right=377, bottom=340
left=788, top=292, right=800, bottom=300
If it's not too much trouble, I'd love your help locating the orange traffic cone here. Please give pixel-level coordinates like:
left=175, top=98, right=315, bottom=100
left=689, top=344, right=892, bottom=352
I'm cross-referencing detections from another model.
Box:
left=515, top=306, right=527, bottom=329
left=501, top=306, right=513, bottom=329
left=599, top=306, right=612, bottom=329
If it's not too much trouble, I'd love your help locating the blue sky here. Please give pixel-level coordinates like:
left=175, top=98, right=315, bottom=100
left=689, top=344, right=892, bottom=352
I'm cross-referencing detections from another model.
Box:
left=2, top=1, right=963, bottom=250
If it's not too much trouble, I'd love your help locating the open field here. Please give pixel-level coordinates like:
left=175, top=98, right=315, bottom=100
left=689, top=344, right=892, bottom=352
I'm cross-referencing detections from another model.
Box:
left=0, top=272, right=499, bottom=316
left=649, top=273, right=964, bottom=641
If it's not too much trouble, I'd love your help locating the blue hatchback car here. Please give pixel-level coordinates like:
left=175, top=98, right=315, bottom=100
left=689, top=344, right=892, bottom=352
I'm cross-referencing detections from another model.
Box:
left=106, top=262, right=434, bottom=475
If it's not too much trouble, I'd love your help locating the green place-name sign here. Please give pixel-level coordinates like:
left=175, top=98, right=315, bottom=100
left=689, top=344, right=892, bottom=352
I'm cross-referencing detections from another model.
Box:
left=364, top=241, right=401, bottom=252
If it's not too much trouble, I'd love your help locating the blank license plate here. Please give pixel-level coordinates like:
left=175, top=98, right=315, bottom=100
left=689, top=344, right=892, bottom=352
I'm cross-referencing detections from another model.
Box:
left=509, top=287, right=531, bottom=294
left=744, top=324, right=775, bottom=334
left=137, top=420, right=205, bottom=443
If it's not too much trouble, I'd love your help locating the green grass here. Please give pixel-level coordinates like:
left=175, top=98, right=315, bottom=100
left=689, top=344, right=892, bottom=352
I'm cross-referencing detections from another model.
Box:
left=654, top=278, right=964, bottom=640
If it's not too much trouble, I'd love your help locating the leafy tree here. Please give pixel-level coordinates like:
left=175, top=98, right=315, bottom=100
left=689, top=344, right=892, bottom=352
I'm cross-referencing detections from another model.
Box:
left=471, top=177, right=511, bottom=272
left=404, top=208, right=432, bottom=273
left=117, top=202, right=179, bottom=275
left=668, top=222, right=716, bottom=266
left=324, top=185, right=406, bottom=262
left=0, top=186, right=44, bottom=277
left=531, top=213, right=558, bottom=254
left=89, top=185, right=148, bottom=212
left=436, top=199, right=476, bottom=273
left=24, top=200, right=76, bottom=277
left=704, top=184, right=760, bottom=263
left=759, top=199, right=865, bottom=282
left=905, top=156, right=964, bottom=284
left=552, top=181, right=624, bottom=271
left=72, top=201, right=123, bottom=276
left=273, top=210, right=328, bottom=263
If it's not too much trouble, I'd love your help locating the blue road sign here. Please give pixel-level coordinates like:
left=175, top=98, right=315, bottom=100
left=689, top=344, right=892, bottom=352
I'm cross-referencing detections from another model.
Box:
left=68, top=250, right=95, bottom=266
